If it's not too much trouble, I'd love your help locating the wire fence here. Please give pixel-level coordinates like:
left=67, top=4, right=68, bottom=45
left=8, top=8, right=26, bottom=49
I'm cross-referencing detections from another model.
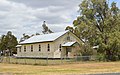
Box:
left=0, top=56, right=100, bottom=65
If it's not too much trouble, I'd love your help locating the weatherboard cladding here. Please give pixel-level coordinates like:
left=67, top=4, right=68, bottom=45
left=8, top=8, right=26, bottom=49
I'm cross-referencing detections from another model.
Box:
left=19, top=31, right=69, bottom=44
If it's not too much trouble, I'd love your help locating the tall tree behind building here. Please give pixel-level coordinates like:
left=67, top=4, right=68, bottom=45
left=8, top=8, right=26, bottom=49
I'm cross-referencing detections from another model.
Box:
left=42, top=21, right=53, bottom=34
left=73, top=0, right=120, bottom=61
left=19, top=33, right=30, bottom=42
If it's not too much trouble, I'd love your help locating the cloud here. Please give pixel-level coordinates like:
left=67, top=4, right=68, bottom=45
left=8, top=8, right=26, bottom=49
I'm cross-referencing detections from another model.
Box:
left=0, top=0, right=81, bottom=39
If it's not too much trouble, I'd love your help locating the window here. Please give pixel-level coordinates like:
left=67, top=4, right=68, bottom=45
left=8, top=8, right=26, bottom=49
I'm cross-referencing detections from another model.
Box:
left=24, top=46, right=26, bottom=52
left=59, top=44, right=62, bottom=51
left=67, top=36, right=70, bottom=41
left=31, top=45, right=33, bottom=52
left=39, top=45, right=41, bottom=51
left=48, top=44, right=50, bottom=51
left=66, top=48, right=72, bottom=52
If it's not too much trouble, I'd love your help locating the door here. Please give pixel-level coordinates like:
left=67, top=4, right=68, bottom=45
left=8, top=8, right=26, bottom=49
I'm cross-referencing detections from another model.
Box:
left=66, top=47, right=72, bottom=58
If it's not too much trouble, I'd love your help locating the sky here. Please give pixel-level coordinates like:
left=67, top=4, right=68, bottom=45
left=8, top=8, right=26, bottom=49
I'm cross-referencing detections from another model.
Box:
left=0, top=0, right=120, bottom=39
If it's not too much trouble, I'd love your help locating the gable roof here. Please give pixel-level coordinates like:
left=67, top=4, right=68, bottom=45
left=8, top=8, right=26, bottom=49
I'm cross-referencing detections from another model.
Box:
left=20, top=31, right=69, bottom=44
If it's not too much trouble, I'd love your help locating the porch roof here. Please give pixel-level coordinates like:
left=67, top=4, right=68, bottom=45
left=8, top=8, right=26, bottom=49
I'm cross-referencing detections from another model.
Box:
left=62, top=41, right=76, bottom=47
left=16, top=45, right=22, bottom=47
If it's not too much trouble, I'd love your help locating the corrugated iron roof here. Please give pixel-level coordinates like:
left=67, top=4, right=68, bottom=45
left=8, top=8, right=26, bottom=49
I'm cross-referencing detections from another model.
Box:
left=20, top=31, right=69, bottom=44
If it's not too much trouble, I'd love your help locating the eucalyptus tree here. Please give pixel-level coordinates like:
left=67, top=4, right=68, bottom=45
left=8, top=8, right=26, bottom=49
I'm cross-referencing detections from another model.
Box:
left=73, top=0, right=120, bottom=61
left=0, top=31, right=18, bottom=55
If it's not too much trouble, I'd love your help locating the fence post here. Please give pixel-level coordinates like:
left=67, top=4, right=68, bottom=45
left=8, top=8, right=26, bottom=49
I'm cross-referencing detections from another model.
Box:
left=24, top=58, right=26, bottom=64
left=61, top=56, right=63, bottom=64
left=34, top=57, right=36, bottom=65
left=9, top=56, right=10, bottom=63
left=5, top=57, right=7, bottom=63
left=46, top=56, right=48, bottom=65
left=16, top=57, right=17, bottom=64
left=76, top=56, right=77, bottom=62
left=24, top=53, right=26, bottom=64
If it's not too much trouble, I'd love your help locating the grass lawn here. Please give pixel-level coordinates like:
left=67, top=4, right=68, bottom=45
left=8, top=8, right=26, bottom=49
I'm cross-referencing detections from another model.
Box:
left=0, top=61, right=120, bottom=75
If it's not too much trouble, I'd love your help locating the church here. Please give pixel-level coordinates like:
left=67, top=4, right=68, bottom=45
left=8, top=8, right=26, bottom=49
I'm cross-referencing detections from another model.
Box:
left=16, top=22, right=82, bottom=58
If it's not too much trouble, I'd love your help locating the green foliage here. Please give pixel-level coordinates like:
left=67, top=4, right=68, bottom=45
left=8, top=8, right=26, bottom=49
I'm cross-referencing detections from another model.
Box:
left=65, top=26, right=74, bottom=33
left=73, top=0, right=120, bottom=61
left=97, top=53, right=106, bottom=61
left=80, top=43, right=94, bottom=56
left=0, top=31, right=18, bottom=55
left=19, top=33, right=30, bottom=42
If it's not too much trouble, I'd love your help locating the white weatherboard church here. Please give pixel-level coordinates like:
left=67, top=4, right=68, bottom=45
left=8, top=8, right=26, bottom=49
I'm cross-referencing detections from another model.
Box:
left=16, top=31, right=82, bottom=58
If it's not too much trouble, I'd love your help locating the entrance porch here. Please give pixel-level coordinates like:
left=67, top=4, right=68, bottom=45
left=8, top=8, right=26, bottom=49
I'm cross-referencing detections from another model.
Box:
left=61, top=42, right=79, bottom=58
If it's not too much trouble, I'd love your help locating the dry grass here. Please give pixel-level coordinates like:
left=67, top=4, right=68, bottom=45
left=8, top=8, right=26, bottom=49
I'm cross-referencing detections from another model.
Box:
left=0, top=61, right=120, bottom=75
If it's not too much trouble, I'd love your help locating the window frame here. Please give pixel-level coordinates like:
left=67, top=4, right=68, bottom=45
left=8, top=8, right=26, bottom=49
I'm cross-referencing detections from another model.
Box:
left=59, top=44, right=62, bottom=51
left=39, top=44, right=41, bottom=51
left=31, top=45, right=33, bottom=52
left=47, top=44, right=50, bottom=51
left=67, top=36, right=70, bottom=41
left=24, top=46, right=26, bottom=52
